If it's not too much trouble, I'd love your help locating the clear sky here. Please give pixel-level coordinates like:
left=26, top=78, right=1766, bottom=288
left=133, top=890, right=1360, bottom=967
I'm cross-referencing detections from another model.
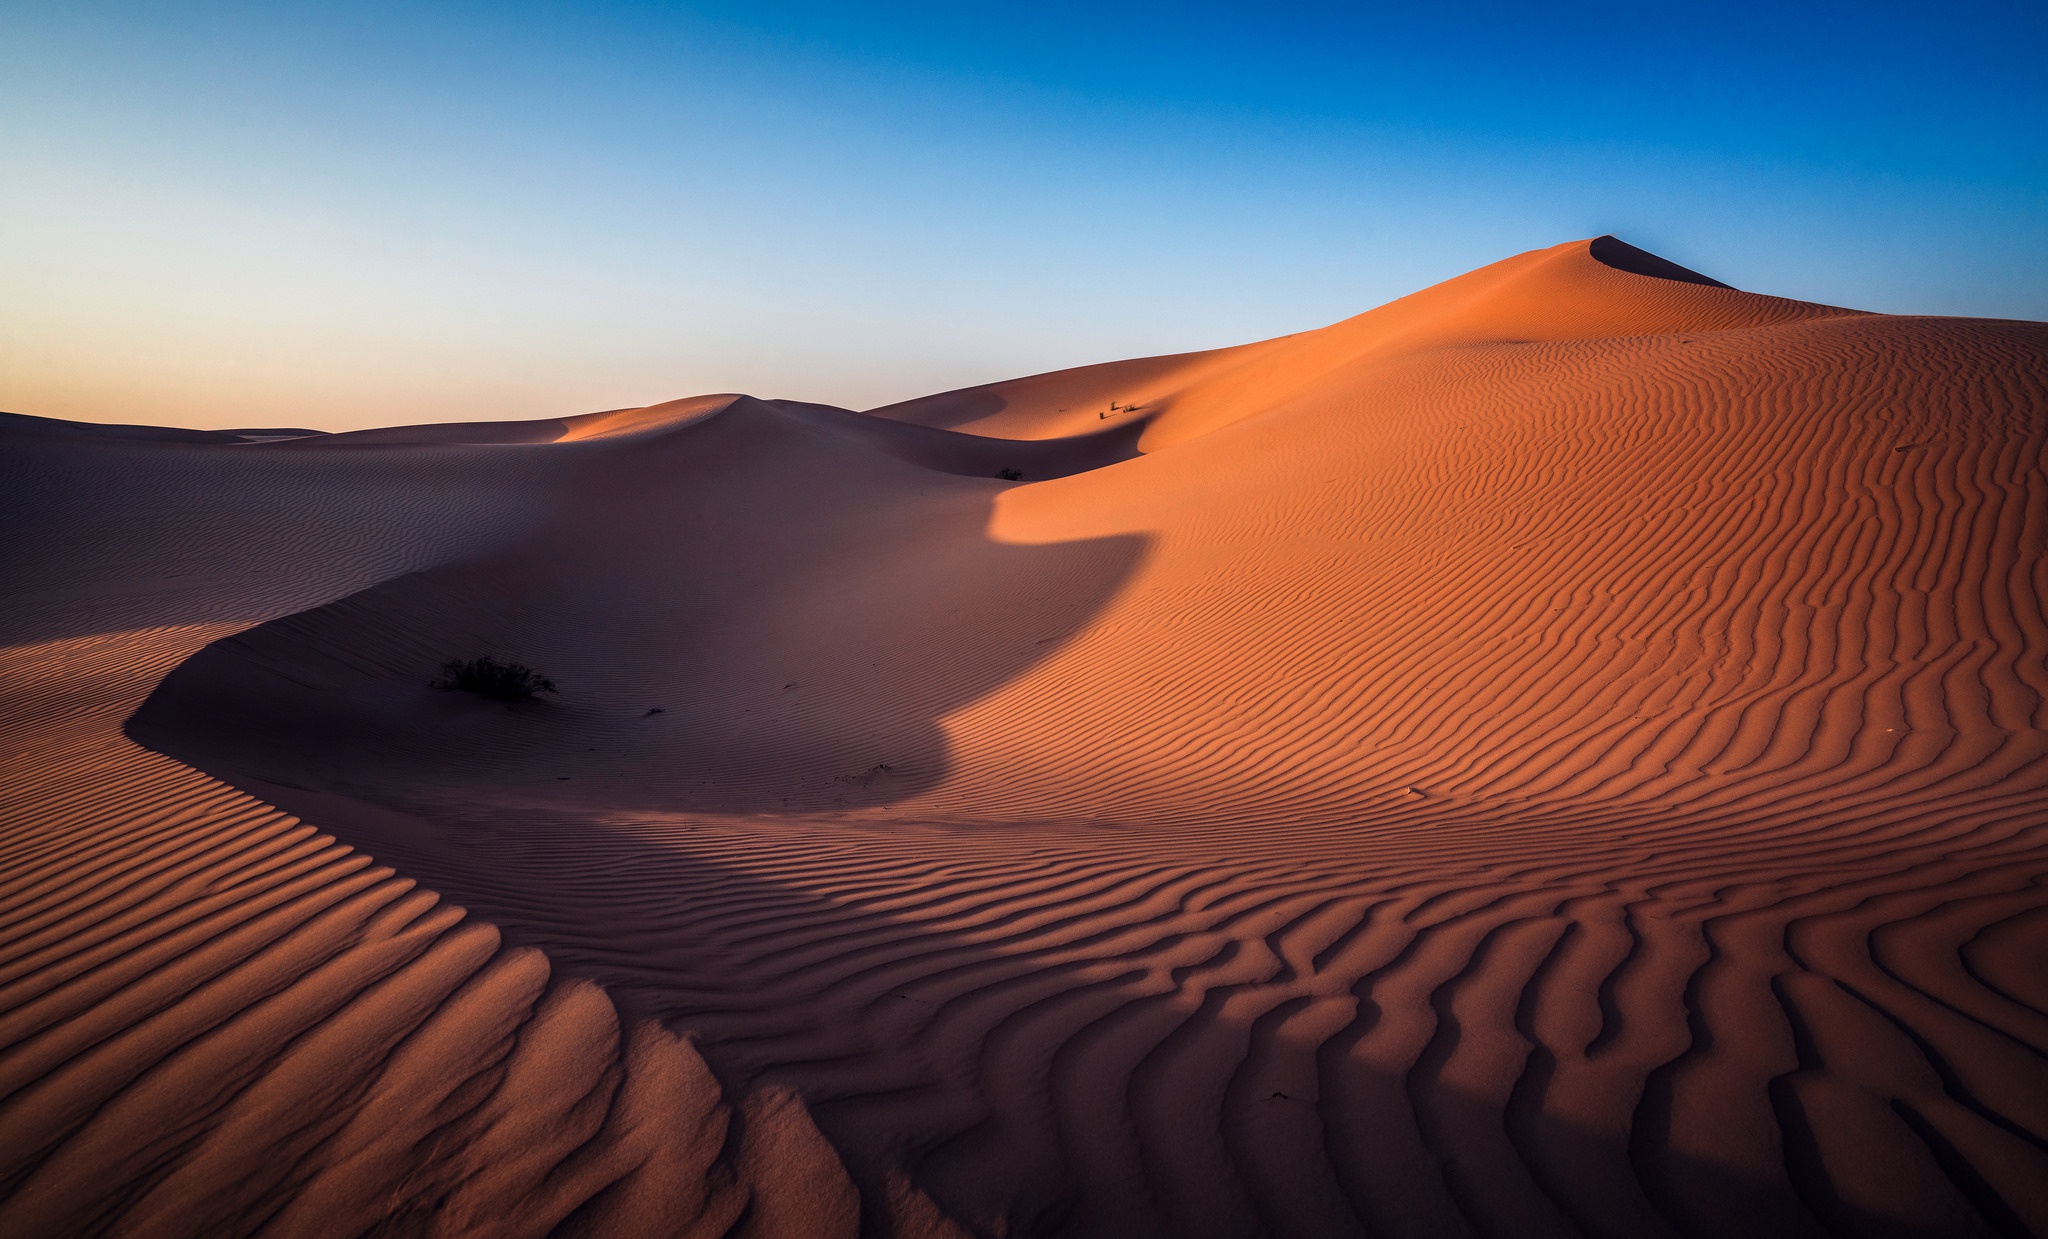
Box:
left=4, top=1, right=2044, bottom=431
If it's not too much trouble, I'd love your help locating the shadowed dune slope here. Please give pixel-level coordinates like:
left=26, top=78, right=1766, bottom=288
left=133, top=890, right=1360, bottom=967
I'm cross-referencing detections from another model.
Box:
left=0, top=629, right=862, bottom=1239
left=5, top=237, right=2047, bottom=1237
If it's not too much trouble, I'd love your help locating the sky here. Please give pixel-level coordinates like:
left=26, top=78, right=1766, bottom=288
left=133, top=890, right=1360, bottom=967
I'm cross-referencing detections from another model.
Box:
left=3, top=1, right=2044, bottom=431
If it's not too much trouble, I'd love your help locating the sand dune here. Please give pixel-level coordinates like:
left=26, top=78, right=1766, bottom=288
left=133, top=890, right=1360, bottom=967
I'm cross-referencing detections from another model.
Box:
left=4, top=237, right=2045, bottom=1236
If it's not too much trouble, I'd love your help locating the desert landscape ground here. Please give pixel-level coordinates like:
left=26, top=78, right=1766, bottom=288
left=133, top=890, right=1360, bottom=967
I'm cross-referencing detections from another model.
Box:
left=3, top=236, right=2045, bottom=1237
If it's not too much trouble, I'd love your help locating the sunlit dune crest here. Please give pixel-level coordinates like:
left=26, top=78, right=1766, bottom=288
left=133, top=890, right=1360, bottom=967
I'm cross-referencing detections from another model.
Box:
left=3, top=237, right=2045, bottom=1237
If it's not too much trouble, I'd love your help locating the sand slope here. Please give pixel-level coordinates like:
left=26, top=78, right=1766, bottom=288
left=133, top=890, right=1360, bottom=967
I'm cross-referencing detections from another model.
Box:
left=5, top=237, right=2047, bottom=1236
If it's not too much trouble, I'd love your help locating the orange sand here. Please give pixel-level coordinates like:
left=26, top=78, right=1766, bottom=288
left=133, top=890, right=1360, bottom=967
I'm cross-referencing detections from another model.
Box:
left=4, top=237, right=2046, bottom=1237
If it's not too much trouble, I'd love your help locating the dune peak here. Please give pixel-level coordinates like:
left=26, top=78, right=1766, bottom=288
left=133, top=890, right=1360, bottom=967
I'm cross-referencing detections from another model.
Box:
left=1587, top=233, right=1734, bottom=288
left=6, top=237, right=2046, bottom=1238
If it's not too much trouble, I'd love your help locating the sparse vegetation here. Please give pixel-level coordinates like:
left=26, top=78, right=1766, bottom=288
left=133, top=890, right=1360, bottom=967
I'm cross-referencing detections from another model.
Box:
left=996, top=467, right=1023, bottom=481
left=432, top=656, right=557, bottom=702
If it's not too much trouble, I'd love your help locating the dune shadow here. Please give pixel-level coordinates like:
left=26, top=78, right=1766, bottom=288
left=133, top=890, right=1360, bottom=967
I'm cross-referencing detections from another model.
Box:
left=114, top=395, right=2023, bottom=1238
left=88, top=758, right=1992, bottom=1238
left=0, top=426, right=573, bottom=649
left=767, top=399, right=1154, bottom=481
left=127, top=396, right=1145, bottom=817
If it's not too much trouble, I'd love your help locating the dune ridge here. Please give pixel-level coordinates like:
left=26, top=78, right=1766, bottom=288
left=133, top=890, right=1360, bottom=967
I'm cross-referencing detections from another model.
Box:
left=0, top=443, right=870, bottom=1235
left=5, top=237, right=2046, bottom=1236
left=0, top=630, right=825, bottom=1238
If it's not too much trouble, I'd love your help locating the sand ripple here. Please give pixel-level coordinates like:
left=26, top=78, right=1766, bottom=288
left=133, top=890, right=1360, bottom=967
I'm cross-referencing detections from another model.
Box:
left=6, top=237, right=2046, bottom=1236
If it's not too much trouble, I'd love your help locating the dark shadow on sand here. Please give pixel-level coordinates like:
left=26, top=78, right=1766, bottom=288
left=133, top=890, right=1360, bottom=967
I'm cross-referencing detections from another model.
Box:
left=114, top=397, right=2009, bottom=1238
left=126, top=396, right=1145, bottom=817
left=88, top=759, right=2000, bottom=1239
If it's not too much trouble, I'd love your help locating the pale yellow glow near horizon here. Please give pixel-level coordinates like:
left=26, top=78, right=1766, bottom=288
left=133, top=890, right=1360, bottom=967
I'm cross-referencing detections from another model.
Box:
left=0, top=183, right=1087, bottom=434
left=0, top=264, right=995, bottom=434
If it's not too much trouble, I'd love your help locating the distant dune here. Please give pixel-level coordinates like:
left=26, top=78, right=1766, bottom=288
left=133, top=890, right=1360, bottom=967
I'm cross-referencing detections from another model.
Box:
left=4, top=237, right=2045, bottom=1237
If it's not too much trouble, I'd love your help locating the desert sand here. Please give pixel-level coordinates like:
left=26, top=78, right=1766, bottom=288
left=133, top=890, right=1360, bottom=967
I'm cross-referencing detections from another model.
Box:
left=3, top=236, right=2045, bottom=1237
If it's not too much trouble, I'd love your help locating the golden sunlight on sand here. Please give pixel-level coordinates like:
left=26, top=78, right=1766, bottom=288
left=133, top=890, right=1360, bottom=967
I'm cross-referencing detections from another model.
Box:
left=3, top=237, right=2044, bottom=1237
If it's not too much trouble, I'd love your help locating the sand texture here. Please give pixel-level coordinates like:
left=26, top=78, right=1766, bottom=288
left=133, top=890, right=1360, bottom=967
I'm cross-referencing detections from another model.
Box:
left=4, top=237, right=2046, bottom=1237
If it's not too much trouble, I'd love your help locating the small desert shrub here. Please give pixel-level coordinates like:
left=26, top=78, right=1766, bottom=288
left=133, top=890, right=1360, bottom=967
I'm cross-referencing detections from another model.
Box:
left=432, top=656, right=557, bottom=702
left=996, top=467, right=1023, bottom=481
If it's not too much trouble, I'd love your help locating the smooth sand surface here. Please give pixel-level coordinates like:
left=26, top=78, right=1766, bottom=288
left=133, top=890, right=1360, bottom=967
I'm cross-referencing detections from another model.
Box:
left=4, top=237, right=2045, bottom=1236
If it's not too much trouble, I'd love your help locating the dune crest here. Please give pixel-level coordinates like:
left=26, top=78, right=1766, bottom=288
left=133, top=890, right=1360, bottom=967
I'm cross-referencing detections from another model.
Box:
left=1586, top=234, right=1734, bottom=288
left=6, top=237, right=2047, bottom=1236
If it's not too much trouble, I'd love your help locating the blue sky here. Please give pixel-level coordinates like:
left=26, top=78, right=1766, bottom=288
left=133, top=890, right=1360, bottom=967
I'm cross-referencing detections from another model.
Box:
left=3, top=1, right=2043, bottom=430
